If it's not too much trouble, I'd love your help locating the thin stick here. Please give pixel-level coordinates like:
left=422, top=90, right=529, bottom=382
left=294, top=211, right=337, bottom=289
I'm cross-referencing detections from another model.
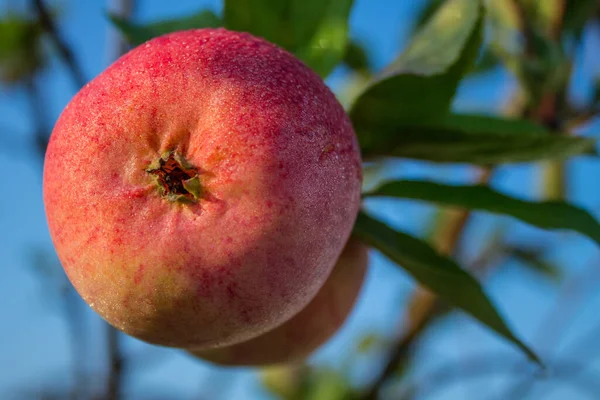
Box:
left=31, top=0, right=86, bottom=87
left=360, top=169, right=493, bottom=400
left=499, top=256, right=600, bottom=400
left=106, top=326, right=125, bottom=400
left=396, top=353, right=600, bottom=400
left=24, top=78, right=49, bottom=158
left=493, top=2, right=571, bottom=399
left=103, top=1, right=136, bottom=399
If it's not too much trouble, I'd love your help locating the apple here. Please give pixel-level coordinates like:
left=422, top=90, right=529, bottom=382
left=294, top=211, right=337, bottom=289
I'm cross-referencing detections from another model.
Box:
left=43, top=28, right=362, bottom=349
left=189, top=238, right=368, bottom=366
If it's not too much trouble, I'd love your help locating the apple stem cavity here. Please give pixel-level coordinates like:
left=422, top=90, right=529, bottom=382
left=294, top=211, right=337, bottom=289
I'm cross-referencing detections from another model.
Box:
left=146, top=151, right=202, bottom=203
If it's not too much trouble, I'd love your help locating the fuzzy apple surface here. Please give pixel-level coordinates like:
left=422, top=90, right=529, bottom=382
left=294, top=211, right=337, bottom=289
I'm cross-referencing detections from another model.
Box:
left=189, top=238, right=369, bottom=366
left=43, top=28, right=362, bottom=349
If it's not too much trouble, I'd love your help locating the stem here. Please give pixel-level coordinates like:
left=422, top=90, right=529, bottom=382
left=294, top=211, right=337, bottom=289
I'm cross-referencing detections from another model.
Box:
left=508, top=0, right=535, bottom=56
left=27, top=3, right=92, bottom=398
left=500, top=255, right=600, bottom=400
left=549, top=0, right=567, bottom=41
left=541, top=160, right=567, bottom=200
left=31, top=0, right=86, bottom=88
left=395, top=353, right=600, bottom=400
left=106, top=326, right=125, bottom=400
left=63, top=288, right=87, bottom=400
left=360, top=169, right=493, bottom=400
left=24, top=78, right=49, bottom=159
left=105, top=0, right=136, bottom=61
left=494, top=2, right=570, bottom=399
left=102, top=2, right=136, bottom=398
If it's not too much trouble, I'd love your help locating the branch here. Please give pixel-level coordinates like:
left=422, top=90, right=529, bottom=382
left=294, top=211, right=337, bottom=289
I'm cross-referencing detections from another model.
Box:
left=103, top=2, right=136, bottom=399
left=23, top=4, right=91, bottom=397
left=105, top=0, right=136, bottom=61
left=360, top=169, right=494, bottom=400
left=498, top=254, right=600, bottom=400
left=106, top=326, right=125, bottom=400
left=566, top=108, right=600, bottom=130
left=394, top=352, right=600, bottom=400
left=508, top=0, right=535, bottom=56
left=24, top=78, right=50, bottom=159
left=361, top=4, right=565, bottom=390
left=360, top=292, right=439, bottom=400
left=32, top=0, right=86, bottom=87
left=533, top=257, right=600, bottom=351
left=569, top=320, right=600, bottom=364
left=509, top=0, right=567, bottom=128
left=536, top=0, right=566, bottom=129
left=549, top=0, right=567, bottom=41
left=63, top=287, right=88, bottom=400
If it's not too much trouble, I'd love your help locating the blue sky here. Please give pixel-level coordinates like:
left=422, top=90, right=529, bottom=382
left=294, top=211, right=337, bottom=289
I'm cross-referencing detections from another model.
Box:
left=1, top=1, right=600, bottom=399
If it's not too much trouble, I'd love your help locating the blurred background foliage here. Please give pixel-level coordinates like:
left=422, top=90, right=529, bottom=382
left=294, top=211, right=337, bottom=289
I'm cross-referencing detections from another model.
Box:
left=2, top=0, right=600, bottom=399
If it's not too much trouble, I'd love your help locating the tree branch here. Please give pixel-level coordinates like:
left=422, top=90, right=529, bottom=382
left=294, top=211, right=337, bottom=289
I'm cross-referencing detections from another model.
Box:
left=395, top=352, right=600, bottom=400
left=360, top=169, right=494, bottom=400
left=498, top=254, right=600, bottom=400
left=494, top=3, right=575, bottom=400
left=508, top=0, right=535, bottom=56
left=24, top=78, right=50, bottom=159
left=103, top=1, right=136, bottom=399
left=549, top=0, right=567, bottom=41
left=32, top=0, right=86, bottom=88
left=106, top=326, right=125, bottom=400
left=105, top=0, right=136, bottom=61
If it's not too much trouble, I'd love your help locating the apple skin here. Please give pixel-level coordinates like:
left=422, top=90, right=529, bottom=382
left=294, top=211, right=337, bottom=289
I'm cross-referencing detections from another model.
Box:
left=188, top=238, right=368, bottom=366
left=43, top=28, right=362, bottom=349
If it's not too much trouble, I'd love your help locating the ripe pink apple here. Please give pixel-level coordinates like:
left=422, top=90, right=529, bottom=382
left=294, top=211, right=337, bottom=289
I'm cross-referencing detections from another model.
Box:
left=43, top=28, right=362, bottom=349
left=188, top=238, right=368, bottom=366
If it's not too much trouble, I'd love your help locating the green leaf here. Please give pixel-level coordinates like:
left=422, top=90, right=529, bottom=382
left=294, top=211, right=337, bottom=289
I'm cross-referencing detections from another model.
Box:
left=342, top=40, right=371, bottom=75
left=353, top=212, right=541, bottom=364
left=261, top=365, right=305, bottom=400
left=409, top=0, right=445, bottom=38
left=0, top=15, right=44, bottom=83
left=356, top=333, right=384, bottom=353
left=305, top=369, right=354, bottom=400
left=109, top=10, right=222, bottom=46
left=224, top=0, right=354, bottom=77
left=414, top=113, right=549, bottom=135
left=365, top=180, right=600, bottom=247
left=358, top=113, right=597, bottom=164
left=350, top=0, right=483, bottom=131
left=507, top=247, right=562, bottom=282
left=293, top=0, right=354, bottom=78
left=472, top=48, right=500, bottom=75
left=563, top=0, right=599, bottom=38
left=224, top=0, right=291, bottom=48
